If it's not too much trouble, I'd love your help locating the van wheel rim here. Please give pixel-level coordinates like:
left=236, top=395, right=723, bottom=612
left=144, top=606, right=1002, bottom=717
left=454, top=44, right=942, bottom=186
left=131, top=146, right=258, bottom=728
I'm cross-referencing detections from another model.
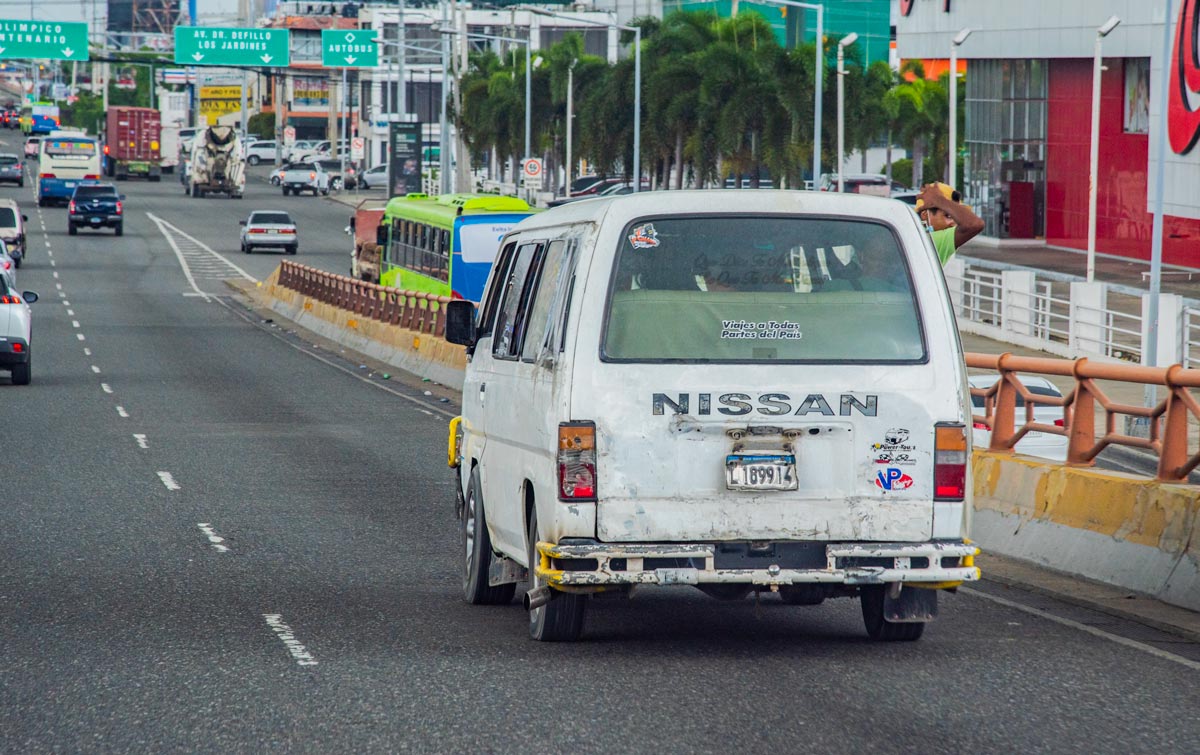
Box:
left=464, top=487, right=477, bottom=569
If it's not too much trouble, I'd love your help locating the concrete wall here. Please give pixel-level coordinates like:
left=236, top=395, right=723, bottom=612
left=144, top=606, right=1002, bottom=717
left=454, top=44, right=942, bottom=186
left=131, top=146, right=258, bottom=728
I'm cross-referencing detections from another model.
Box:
left=972, top=450, right=1200, bottom=612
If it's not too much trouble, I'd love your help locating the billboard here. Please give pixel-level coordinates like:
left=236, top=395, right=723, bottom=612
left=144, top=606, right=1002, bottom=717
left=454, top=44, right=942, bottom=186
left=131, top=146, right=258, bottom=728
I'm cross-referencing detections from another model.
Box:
left=388, top=122, right=422, bottom=198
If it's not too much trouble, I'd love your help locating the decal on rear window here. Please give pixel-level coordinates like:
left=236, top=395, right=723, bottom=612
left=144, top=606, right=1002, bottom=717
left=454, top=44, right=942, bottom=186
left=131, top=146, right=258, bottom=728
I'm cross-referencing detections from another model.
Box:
left=627, top=223, right=659, bottom=249
left=720, top=319, right=803, bottom=340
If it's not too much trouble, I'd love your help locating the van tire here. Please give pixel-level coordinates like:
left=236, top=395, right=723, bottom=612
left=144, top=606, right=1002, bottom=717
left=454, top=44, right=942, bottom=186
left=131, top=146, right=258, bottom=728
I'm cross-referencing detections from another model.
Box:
left=527, top=511, right=586, bottom=642
left=462, top=467, right=516, bottom=606
left=860, top=586, right=926, bottom=642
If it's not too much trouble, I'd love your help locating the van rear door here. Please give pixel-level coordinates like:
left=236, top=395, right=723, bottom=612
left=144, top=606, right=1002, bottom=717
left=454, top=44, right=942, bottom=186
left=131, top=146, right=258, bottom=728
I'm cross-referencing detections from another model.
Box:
left=573, top=213, right=962, bottom=544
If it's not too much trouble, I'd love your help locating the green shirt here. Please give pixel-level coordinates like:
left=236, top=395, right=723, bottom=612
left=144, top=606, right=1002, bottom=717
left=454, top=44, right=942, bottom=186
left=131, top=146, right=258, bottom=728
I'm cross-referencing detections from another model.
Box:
left=931, top=227, right=956, bottom=265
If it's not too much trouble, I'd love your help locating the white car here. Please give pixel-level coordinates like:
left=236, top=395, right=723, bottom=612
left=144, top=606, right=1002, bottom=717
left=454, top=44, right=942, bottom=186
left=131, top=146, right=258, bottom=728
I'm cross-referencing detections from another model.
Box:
left=239, top=210, right=298, bottom=255
left=281, top=162, right=331, bottom=196
left=243, top=139, right=278, bottom=166
left=0, top=241, right=16, bottom=289
left=444, top=190, right=979, bottom=642
left=285, top=140, right=318, bottom=162
left=357, top=164, right=386, bottom=190
left=968, top=374, right=1068, bottom=461
left=0, top=274, right=38, bottom=384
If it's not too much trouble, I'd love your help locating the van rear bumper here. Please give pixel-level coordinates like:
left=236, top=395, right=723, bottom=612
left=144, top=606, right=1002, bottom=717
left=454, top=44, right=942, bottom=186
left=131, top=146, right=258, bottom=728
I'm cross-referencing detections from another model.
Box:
left=535, top=540, right=980, bottom=590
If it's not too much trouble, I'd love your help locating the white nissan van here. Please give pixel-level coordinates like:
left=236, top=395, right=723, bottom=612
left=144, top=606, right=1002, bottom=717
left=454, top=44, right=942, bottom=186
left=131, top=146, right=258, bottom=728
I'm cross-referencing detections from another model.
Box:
left=445, top=190, right=979, bottom=642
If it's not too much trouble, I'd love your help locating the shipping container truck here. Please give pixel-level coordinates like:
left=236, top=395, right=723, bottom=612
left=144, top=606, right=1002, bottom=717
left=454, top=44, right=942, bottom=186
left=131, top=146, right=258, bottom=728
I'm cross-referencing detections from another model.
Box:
left=104, top=107, right=163, bottom=181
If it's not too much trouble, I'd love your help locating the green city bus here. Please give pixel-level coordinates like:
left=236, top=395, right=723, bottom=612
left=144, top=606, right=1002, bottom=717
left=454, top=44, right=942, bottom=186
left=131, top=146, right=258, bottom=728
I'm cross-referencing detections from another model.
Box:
left=379, top=193, right=534, bottom=301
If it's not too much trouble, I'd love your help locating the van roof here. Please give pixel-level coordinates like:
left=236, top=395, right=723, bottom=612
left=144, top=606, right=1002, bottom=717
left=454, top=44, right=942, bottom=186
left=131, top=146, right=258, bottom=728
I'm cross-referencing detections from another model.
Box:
left=515, top=189, right=922, bottom=233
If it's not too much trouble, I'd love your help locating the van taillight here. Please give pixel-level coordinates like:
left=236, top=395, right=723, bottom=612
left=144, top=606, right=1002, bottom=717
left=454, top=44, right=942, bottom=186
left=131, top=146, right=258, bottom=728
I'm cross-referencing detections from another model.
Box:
left=39, top=173, right=55, bottom=179
left=557, top=421, right=597, bottom=501
left=934, top=423, right=967, bottom=501
left=68, top=201, right=75, bottom=213
left=115, top=201, right=122, bottom=215
left=84, top=174, right=100, bottom=180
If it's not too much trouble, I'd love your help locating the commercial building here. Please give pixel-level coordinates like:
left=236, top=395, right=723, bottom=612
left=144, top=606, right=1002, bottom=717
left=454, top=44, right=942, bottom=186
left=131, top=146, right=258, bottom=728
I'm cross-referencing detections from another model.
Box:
left=898, top=0, right=1199, bottom=267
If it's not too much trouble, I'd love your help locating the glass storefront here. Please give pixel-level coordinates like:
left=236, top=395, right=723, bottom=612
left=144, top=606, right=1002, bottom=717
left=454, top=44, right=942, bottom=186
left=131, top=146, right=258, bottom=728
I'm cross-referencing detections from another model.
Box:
left=964, top=59, right=1047, bottom=238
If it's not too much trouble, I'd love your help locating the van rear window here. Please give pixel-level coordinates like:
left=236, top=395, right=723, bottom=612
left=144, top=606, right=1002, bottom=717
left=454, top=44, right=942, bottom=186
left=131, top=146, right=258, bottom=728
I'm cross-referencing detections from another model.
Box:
left=602, top=216, right=925, bottom=363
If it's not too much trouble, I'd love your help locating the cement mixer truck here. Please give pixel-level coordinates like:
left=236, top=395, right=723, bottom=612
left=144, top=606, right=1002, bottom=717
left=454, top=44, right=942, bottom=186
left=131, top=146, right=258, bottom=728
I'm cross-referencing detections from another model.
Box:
left=187, top=126, right=245, bottom=199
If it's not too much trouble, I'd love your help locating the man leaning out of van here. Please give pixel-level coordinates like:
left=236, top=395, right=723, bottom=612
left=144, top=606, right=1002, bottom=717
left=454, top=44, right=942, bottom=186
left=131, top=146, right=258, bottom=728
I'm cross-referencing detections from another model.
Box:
left=915, top=182, right=985, bottom=265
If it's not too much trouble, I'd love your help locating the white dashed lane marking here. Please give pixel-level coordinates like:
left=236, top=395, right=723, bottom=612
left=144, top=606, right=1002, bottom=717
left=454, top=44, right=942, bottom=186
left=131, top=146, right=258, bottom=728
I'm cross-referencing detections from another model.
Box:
left=100, top=383, right=112, bottom=394
left=76, top=333, right=85, bottom=341
left=71, top=320, right=79, bottom=328
left=116, top=406, right=129, bottom=418
left=197, top=523, right=229, bottom=552
left=90, top=365, right=100, bottom=374
left=263, top=614, right=318, bottom=666
left=133, top=434, right=149, bottom=449
left=156, top=471, right=180, bottom=491
left=83, top=348, right=91, bottom=356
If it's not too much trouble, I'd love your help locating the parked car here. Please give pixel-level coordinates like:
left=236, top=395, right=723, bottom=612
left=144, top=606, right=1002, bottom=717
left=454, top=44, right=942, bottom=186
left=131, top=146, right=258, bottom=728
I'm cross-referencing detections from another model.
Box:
left=0, top=153, right=23, bottom=186
left=243, top=139, right=278, bottom=166
left=819, top=173, right=907, bottom=196
left=547, top=181, right=649, bottom=208
left=68, top=183, right=125, bottom=236
left=0, top=274, right=38, bottom=385
left=356, top=164, right=386, bottom=189
left=568, top=176, right=627, bottom=197
left=239, top=210, right=298, bottom=255
left=443, top=190, right=978, bottom=642
left=0, top=199, right=28, bottom=267
left=281, top=162, right=330, bottom=196
left=313, top=159, right=354, bottom=190
left=285, top=140, right=318, bottom=162
left=968, top=374, right=1068, bottom=461
left=23, top=137, right=40, bottom=160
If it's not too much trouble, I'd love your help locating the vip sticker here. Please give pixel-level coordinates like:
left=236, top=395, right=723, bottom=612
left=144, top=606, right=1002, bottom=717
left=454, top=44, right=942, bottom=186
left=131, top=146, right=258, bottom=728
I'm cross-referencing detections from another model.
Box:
left=628, top=223, right=660, bottom=249
left=874, top=467, right=914, bottom=491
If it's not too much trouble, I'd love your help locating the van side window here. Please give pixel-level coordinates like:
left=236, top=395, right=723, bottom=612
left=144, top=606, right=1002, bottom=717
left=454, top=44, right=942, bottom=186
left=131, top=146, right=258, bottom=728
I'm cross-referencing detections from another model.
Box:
left=521, top=240, right=570, bottom=363
left=492, top=242, right=544, bottom=359
left=478, top=241, right=518, bottom=339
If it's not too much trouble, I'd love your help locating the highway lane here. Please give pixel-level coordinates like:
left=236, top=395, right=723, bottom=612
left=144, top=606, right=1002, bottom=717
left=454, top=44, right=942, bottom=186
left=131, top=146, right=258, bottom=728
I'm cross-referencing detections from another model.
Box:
left=1, top=133, right=1199, bottom=752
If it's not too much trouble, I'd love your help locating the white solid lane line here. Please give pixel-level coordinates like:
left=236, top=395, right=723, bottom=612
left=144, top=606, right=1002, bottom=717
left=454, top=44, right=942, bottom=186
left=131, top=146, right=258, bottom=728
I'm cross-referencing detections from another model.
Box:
left=133, top=434, right=149, bottom=449
left=116, top=406, right=129, bottom=418
left=962, top=588, right=1200, bottom=672
left=156, top=471, right=180, bottom=491
left=101, top=383, right=112, bottom=394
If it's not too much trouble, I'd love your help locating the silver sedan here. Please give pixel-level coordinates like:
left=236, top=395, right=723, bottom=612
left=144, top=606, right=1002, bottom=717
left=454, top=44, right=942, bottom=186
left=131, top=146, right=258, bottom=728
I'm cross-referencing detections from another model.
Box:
left=239, top=211, right=298, bottom=255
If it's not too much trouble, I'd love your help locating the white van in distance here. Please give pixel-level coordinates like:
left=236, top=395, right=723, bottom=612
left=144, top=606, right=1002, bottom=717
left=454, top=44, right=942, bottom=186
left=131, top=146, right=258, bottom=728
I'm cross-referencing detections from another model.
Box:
left=445, top=190, right=979, bottom=642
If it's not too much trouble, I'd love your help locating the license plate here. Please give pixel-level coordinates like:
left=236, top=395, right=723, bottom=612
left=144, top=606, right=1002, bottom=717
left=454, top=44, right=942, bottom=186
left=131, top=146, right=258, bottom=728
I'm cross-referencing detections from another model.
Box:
left=65, top=182, right=76, bottom=187
left=91, top=217, right=103, bottom=223
left=726, top=453, right=798, bottom=491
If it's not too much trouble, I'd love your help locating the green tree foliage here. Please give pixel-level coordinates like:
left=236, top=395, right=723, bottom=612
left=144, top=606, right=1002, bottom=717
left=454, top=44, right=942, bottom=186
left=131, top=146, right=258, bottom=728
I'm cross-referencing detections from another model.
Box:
left=454, top=10, right=964, bottom=190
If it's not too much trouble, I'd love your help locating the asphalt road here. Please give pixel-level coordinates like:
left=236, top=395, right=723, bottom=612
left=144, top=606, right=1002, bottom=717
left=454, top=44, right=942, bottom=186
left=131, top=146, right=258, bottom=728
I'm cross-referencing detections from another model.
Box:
left=2, top=130, right=1199, bottom=753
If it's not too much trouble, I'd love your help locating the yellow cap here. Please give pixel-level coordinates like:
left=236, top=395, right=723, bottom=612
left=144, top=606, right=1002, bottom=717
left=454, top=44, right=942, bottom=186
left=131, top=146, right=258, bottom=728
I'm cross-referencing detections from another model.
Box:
left=915, top=182, right=960, bottom=212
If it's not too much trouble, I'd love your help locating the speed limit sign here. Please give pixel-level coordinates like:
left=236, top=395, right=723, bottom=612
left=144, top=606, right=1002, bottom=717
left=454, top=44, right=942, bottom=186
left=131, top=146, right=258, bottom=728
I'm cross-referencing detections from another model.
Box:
left=522, top=157, right=543, bottom=190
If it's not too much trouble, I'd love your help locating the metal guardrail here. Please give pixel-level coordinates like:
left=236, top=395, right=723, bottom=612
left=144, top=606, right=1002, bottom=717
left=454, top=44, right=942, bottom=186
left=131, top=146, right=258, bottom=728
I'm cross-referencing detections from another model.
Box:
left=277, top=260, right=451, bottom=337
left=968, top=352, right=1200, bottom=483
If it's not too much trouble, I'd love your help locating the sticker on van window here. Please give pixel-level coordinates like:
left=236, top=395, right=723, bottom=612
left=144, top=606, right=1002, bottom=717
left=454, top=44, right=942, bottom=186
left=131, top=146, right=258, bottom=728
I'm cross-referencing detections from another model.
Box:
left=720, top=320, right=804, bottom=340
left=628, top=223, right=660, bottom=249
left=874, top=467, right=914, bottom=491
left=871, top=427, right=916, bottom=466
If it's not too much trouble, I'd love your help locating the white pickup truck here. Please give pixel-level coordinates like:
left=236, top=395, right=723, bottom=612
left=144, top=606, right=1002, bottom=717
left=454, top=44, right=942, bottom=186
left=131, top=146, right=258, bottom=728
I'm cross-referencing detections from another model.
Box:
left=281, top=162, right=330, bottom=196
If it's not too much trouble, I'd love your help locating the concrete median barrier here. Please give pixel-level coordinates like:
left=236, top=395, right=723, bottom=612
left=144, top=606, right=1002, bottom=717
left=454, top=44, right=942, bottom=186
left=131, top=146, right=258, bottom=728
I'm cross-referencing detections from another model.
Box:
left=256, top=266, right=466, bottom=388
left=972, top=450, right=1200, bottom=612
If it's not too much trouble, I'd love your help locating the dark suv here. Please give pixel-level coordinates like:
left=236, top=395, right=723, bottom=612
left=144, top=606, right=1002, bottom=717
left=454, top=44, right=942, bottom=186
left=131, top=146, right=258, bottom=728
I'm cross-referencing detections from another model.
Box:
left=68, top=183, right=124, bottom=236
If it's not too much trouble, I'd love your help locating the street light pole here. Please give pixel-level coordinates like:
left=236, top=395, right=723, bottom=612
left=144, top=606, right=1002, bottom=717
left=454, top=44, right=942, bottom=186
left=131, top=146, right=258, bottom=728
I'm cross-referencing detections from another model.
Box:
left=525, top=9, right=641, bottom=189
left=752, top=0, right=822, bottom=187
left=836, top=32, right=857, bottom=193
left=566, top=59, right=575, bottom=192
left=1087, top=15, right=1121, bottom=283
left=949, top=27, right=971, bottom=190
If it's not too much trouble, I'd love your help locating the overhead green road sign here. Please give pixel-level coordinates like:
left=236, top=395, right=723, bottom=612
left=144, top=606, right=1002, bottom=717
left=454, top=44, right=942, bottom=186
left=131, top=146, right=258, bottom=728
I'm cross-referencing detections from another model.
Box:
left=0, top=20, right=89, bottom=61
left=174, top=26, right=290, bottom=67
left=321, top=30, right=378, bottom=68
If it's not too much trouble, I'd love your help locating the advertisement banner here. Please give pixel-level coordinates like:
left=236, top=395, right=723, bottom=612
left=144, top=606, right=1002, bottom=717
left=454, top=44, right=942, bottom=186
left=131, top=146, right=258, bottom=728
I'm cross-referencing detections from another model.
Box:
left=292, top=76, right=329, bottom=109
left=388, top=122, right=422, bottom=199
